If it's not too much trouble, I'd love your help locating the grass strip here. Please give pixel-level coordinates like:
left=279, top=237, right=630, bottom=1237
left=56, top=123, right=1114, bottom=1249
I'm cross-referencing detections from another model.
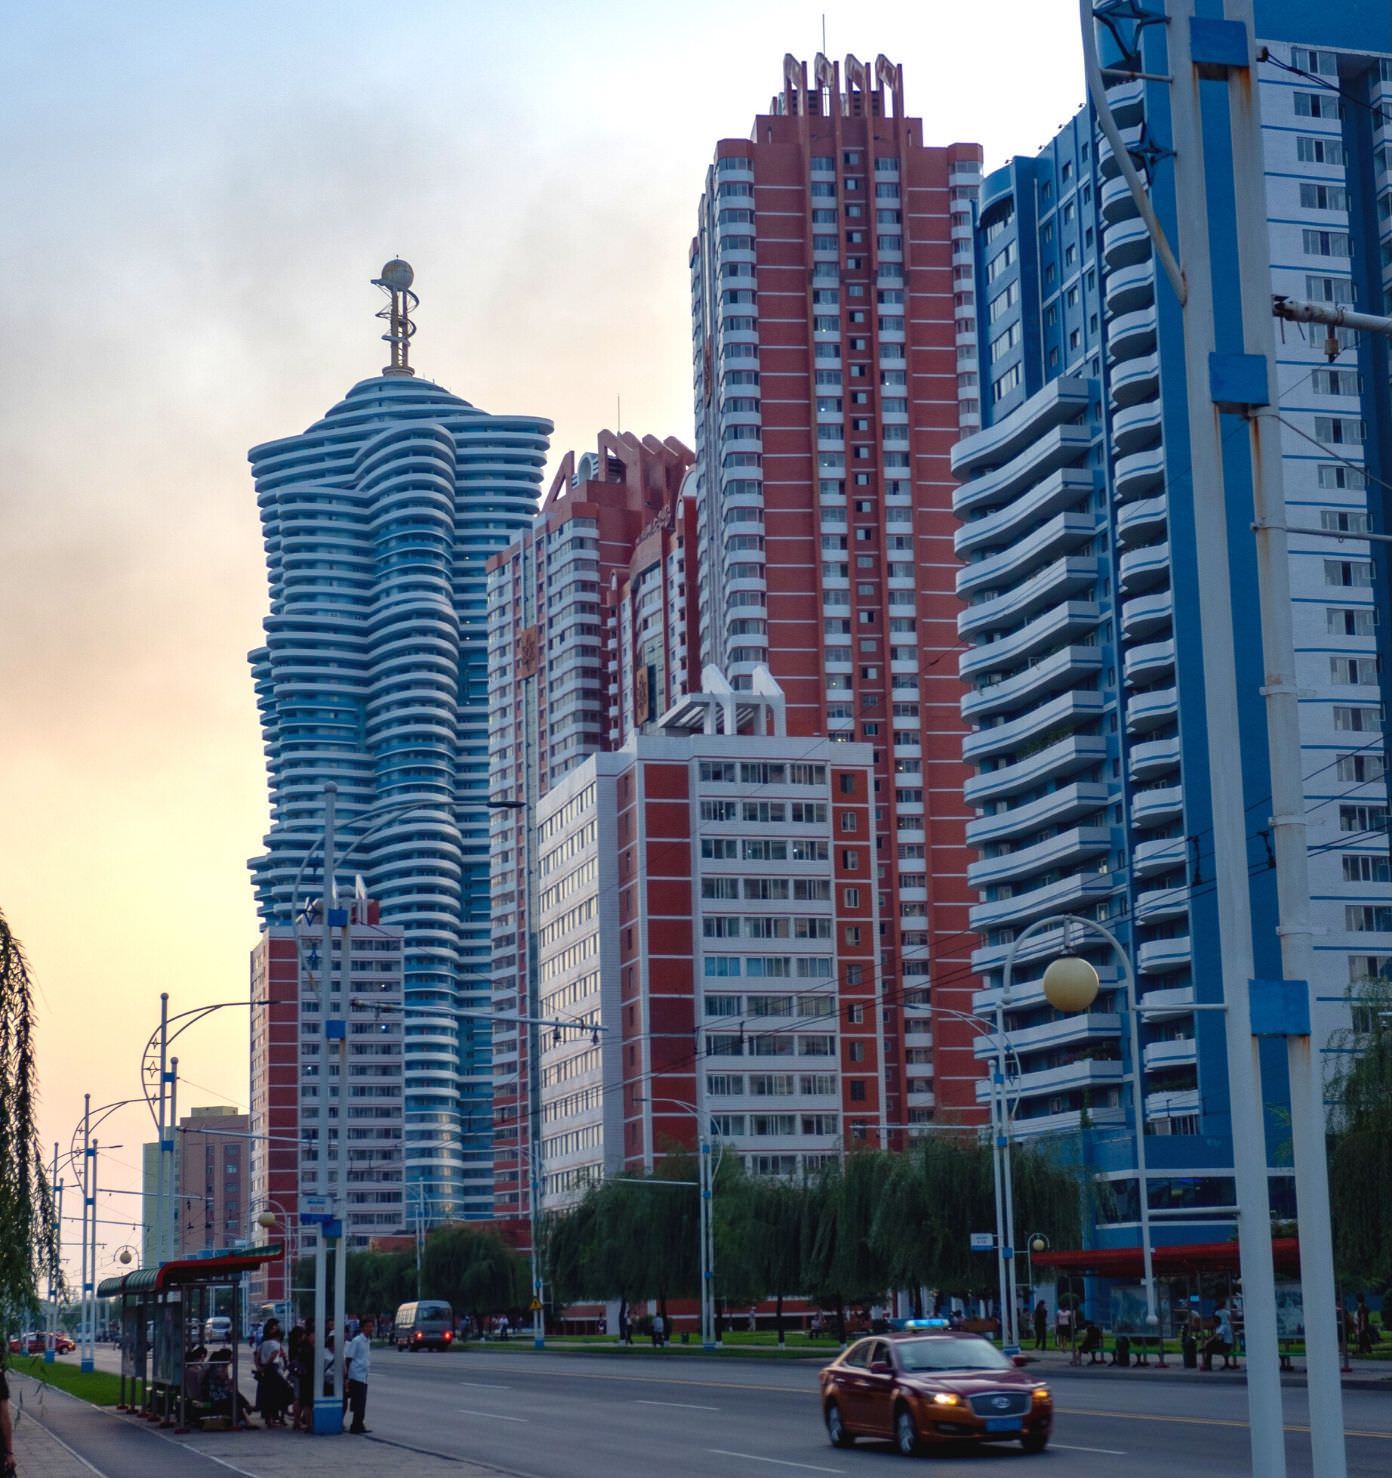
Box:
left=7, top=1356, right=124, bottom=1406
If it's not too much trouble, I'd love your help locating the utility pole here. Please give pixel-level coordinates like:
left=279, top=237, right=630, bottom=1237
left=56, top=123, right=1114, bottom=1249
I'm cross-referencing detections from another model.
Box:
left=46, top=1142, right=58, bottom=1364
left=79, top=1096, right=91, bottom=1373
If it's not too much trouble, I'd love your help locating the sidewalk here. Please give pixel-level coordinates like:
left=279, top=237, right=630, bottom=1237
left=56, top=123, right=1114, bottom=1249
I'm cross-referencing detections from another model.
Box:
left=12, top=1417, right=97, bottom=1478
left=1010, top=1341, right=1392, bottom=1390
left=173, top=1426, right=503, bottom=1477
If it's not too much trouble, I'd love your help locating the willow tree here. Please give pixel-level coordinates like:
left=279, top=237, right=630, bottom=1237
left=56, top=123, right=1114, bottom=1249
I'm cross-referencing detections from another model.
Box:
left=1326, top=980, right=1392, bottom=1289
left=0, top=909, right=60, bottom=1325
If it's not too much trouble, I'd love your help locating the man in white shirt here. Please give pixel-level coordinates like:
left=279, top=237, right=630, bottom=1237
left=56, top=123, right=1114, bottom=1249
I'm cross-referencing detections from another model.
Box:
left=343, top=1317, right=374, bottom=1434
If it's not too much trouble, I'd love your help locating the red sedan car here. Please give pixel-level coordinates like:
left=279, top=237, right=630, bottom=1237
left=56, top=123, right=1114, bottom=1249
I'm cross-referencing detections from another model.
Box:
left=820, top=1326, right=1052, bottom=1456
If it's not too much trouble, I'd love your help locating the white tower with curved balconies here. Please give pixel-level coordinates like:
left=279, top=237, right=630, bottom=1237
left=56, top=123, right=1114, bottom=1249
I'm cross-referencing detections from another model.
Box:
left=248, top=264, right=552, bottom=1220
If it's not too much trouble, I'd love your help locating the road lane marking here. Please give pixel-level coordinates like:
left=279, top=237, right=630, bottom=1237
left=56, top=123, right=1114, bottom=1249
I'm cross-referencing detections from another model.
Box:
left=1059, top=1407, right=1392, bottom=1440
left=708, top=1451, right=844, bottom=1474
left=1053, top=1443, right=1127, bottom=1455
left=455, top=1380, right=515, bottom=1390
left=457, top=1407, right=528, bottom=1423
left=637, top=1398, right=720, bottom=1410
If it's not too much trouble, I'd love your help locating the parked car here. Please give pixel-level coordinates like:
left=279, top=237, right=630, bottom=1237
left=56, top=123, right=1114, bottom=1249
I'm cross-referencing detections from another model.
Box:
left=50, top=1332, right=76, bottom=1354
left=392, top=1300, right=455, bottom=1351
left=203, top=1316, right=234, bottom=1347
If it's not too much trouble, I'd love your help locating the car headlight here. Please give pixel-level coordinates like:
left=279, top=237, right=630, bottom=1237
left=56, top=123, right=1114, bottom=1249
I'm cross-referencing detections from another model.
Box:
left=932, top=1392, right=961, bottom=1406
left=1032, top=1386, right=1051, bottom=1402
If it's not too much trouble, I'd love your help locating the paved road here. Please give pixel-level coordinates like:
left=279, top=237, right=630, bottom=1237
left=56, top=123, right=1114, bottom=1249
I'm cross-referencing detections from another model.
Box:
left=358, top=1347, right=1391, bottom=1478
left=78, top=1346, right=1392, bottom=1478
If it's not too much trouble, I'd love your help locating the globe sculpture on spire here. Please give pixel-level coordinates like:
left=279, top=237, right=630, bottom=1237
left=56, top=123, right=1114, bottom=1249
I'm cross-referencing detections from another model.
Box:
left=372, top=259, right=418, bottom=377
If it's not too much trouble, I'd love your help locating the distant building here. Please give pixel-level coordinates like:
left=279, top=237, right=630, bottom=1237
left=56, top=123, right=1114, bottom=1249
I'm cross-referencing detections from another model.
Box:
left=688, top=54, right=986, bottom=1129
left=486, top=431, right=694, bottom=1225
left=535, top=670, right=882, bottom=1208
left=248, top=898, right=406, bottom=1307
left=247, top=264, right=552, bottom=1221
left=174, top=1107, right=249, bottom=1258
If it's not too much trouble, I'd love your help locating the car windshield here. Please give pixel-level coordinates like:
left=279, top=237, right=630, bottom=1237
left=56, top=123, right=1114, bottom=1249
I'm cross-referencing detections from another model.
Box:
left=418, top=1303, right=451, bottom=1317
left=896, top=1337, right=1013, bottom=1373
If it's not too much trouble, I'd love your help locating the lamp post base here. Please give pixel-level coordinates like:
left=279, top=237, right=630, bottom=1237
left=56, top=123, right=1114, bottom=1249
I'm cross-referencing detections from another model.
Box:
left=312, top=1399, right=343, bottom=1435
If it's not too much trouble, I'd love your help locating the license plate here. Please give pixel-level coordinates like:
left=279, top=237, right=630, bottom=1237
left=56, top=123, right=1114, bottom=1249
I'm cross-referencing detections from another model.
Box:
left=986, top=1417, right=1022, bottom=1433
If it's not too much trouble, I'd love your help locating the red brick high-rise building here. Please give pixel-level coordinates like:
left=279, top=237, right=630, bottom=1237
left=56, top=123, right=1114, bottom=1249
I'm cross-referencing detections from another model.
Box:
left=486, top=432, right=695, bottom=1223
left=689, top=53, right=984, bottom=1127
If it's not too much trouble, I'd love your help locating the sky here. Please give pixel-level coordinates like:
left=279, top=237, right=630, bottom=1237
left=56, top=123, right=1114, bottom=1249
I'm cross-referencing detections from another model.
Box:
left=0, top=0, right=1086, bottom=1284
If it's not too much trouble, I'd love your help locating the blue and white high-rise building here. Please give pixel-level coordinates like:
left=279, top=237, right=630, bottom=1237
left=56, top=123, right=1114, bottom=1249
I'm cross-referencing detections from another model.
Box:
left=248, top=264, right=552, bottom=1220
left=951, top=6, right=1390, bottom=1244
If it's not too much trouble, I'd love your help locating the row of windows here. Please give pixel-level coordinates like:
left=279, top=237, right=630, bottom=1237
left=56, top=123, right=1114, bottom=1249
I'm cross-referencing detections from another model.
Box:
left=700, top=837, right=830, bottom=863
left=539, top=819, right=596, bottom=878
left=703, top=915, right=833, bottom=940
left=700, top=876, right=832, bottom=902
left=705, top=993, right=836, bottom=1019
left=539, top=856, right=597, bottom=914
left=698, top=800, right=828, bottom=824
left=540, top=934, right=597, bottom=984
left=706, top=1033, right=836, bottom=1057
left=708, top=1072, right=838, bottom=1097
left=697, top=760, right=828, bottom=786
left=704, top=956, right=834, bottom=979
left=539, top=896, right=597, bottom=949
left=537, top=785, right=595, bottom=846
left=709, top=1113, right=840, bottom=1137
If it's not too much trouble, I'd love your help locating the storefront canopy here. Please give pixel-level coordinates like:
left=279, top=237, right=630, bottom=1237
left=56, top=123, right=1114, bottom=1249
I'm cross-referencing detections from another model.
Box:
left=1033, top=1237, right=1300, bottom=1279
left=97, top=1242, right=283, bottom=1299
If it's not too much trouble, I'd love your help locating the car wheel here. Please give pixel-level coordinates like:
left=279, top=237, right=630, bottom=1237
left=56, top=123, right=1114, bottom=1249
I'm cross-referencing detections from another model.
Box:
left=825, top=1401, right=854, bottom=1448
left=894, top=1403, right=922, bottom=1457
left=1021, top=1433, right=1049, bottom=1454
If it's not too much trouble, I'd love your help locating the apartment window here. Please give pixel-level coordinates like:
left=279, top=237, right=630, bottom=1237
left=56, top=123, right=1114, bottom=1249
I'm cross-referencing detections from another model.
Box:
left=1332, top=656, right=1379, bottom=685
left=1305, top=274, right=1354, bottom=304
left=850, top=1081, right=867, bottom=1102
left=1318, top=463, right=1367, bottom=490
left=839, top=811, right=858, bottom=833
left=1337, top=753, right=1386, bottom=784
left=1328, top=606, right=1377, bottom=637
left=1294, top=91, right=1342, bottom=119
left=1321, top=507, right=1370, bottom=533
left=1325, top=559, right=1374, bottom=587
left=843, top=887, right=861, bottom=908
left=1340, top=804, right=1389, bottom=833
left=1344, top=854, right=1392, bottom=883
left=1347, top=905, right=1392, bottom=933
left=1297, top=135, right=1347, bottom=166
left=841, top=849, right=861, bottom=871
left=1303, top=229, right=1351, bottom=258
left=1334, top=706, right=1384, bottom=733
left=1300, top=182, right=1349, bottom=211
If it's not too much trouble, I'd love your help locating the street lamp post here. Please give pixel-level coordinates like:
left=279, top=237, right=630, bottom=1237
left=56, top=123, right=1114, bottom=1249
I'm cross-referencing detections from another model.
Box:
left=1025, top=1234, right=1049, bottom=1330
left=1012, top=916, right=1164, bottom=1363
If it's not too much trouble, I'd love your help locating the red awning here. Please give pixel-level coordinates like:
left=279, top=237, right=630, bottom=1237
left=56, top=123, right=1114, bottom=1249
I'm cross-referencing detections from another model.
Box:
left=1033, top=1237, right=1301, bottom=1278
left=97, top=1242, right=285, bottom=1299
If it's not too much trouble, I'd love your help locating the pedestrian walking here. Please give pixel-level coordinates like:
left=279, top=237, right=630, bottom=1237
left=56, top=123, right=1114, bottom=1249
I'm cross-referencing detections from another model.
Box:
left=343, top=1316, right=373, bottom=1434
left=290, top=1319, right=315, bottom=1431
left=651, top=1311, right=665, bottom=1348
left=1355, top=1294, right=1373, bottom=1356
left=1033, top=1300, right=1048, bottom=1350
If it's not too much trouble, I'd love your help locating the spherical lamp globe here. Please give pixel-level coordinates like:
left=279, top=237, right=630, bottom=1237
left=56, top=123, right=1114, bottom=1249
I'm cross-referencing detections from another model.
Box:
left=1042, top=955, right=1101, bottom=1014
left=1030, top=1235, right=1048, bottom=1254
left=118, top=1248, right=132, bottom=1265
left=256, top=1211, right=278, bottom=1230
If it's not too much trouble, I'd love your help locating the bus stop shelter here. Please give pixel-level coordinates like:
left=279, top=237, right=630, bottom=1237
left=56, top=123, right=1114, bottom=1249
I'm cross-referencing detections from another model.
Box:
left=98, top=1242, right=283, bottom=1430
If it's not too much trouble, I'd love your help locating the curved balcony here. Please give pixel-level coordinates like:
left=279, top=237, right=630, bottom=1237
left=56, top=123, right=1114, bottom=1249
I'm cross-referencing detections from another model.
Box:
left=977, top=1056, right=1125, bottom=1103
left=1104, top=78, right=1145, bottom=128
left=963, top=645, right=1104, bottom=721
left=966, top=780, right=1113, bottom=846
left=1097, top=121, right=1144, bottom=180
left=1114, top=444, right=1167, bottom=500
left=1138, top=984, right=1196, bottom=1020
left=1136, top=884, right=1189, bottom=923
left=1101, top=171, right=1142, bottom=225
left=1121, top=589, right=1173, bottom=640
left=951, top=376, right=1092, bottom=479
left=1131, top=783, right=1183, bottom=827
left=1138, top=935, right=1192, bottom=975
left=1124, top=638, right=1175, bottom=686
left=958, top=557, right=1100, bottom=638
left=962, top=689, right=1106, bottom=763
left=1103, top=215, right=1152, bottom=273
left=967, top=825, right=1111, bottom=890
left=972, top=1012, right=1122, bottom=1060
left=1116, top=494, right=1167, bottom=546
left=955, top=468, right=1096, bottom=559
left=1109, top=350, right=1161, bottom=410
left=1119, top=542, right=1171, bottom=596
left=956, top=512, right=1095, bottom=597
left=968, top=867, right=1115, bottom=932
left=1146, top=1088, right=1200, bottom=1119
left=1111, top=400, right=1164, bottom=457
left=1133, top=834, right=1187, bottom=878
left=1143, top=1035, right=1198, bottom=1069
left=959, top=600, right=1101, bottom=679
left=963, top=733, right=1109, bottom=804
left=1105, top=258, right=1155, bottom=318
left=1129, top=735, right=1181, bottom=782
left=952, top=424, right=1095, bottom=518
left=1127, top=685, right=1178, bottom=735
left=1107, top=303, right=1158, bottom=362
